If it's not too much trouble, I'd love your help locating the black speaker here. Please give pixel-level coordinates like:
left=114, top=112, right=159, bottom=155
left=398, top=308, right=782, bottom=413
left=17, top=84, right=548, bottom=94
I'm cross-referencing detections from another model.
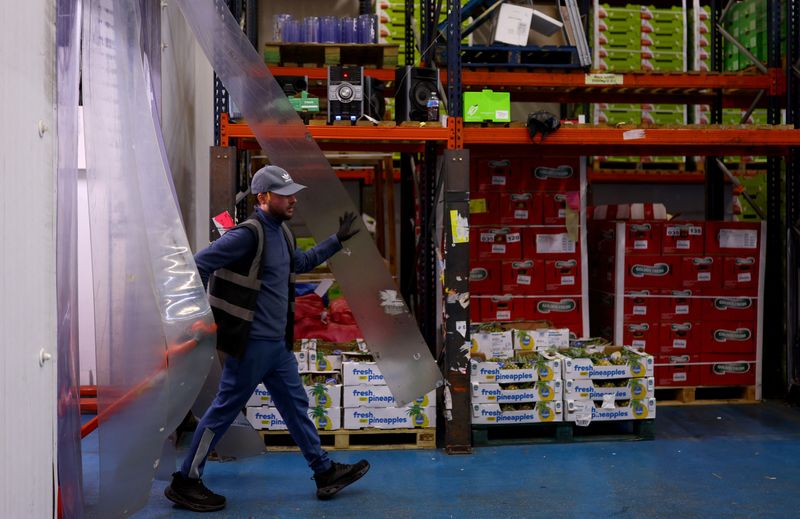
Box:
left=363, top=77, right=386, bottom=120
left=394, top=66, right=440, bottom=123
left=327, top=65, right=364, bottom=124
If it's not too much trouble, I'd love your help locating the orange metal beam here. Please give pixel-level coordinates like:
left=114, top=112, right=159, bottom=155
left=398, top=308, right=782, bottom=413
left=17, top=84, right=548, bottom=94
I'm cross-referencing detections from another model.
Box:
left=268, top=66, right=395, bottom=82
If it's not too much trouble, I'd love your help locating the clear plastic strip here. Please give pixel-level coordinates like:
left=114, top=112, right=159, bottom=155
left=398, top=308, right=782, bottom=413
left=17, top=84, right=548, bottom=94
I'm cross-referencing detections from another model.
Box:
left=56, top=0, right=84, bottom=517
left=174, top=0, right=442, bottom=404
left=82, top=0, right=215, bottom=516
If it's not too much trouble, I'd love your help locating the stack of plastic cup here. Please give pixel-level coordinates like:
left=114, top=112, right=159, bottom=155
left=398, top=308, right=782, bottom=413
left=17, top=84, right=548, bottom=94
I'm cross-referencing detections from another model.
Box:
left=357, top=14, right=377, bottom=44
left=340, top=17, right=358, bottom=43
left=272, top=13, right=292, bottom=42
left=303, top=16, right=320, bottom=43
left=319, top=16, right=340, bottom=44
left=282, top=19, right=301, bottom=43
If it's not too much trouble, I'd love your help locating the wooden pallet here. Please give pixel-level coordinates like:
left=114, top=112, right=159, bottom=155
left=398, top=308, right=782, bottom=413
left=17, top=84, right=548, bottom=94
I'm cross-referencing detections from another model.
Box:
left=258, top=428, right=435, bottom=451
left=438, top=45, right=582, bottom=69
left=472, top=419, right=655, bottom=446
left=655, top=385, right=758, bottom=405
left=263, top=43, right=398, bottom=68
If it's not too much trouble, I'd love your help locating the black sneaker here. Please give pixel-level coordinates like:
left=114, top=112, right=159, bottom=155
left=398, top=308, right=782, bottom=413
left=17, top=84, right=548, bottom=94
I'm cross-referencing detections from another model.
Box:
left=313, top=460, right=370, bottom=500
left=164, top=471, right=226, bottom=512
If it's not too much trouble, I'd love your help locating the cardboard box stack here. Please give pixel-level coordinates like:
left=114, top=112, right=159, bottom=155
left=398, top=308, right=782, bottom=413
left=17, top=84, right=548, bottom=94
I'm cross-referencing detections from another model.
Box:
left=246, top=339, right=436, bottom=432
left=718, top=0, right=786, bottom=72
left=468, top=154, right=589, bottom=338
left=588, top=208, right=766, bottom=391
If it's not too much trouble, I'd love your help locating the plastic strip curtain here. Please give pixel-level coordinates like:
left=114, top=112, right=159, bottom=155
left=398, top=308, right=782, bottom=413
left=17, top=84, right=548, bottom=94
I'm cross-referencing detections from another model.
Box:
left=56, top=0, right=84, bottom=517
left=82, top=0, right=215, bottom=516
left=174, top=0, right=442, bottom=404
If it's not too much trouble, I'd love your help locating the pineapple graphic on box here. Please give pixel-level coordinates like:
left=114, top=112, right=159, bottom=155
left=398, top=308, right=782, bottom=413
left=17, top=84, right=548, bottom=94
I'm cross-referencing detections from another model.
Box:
left=537, top=403, right=556, bottom=422
left=631, top=399, right=649, bottom=419
left=310, top=406, right=332, bottom=430
left=310, top=383, right=331, bottom=408
left=406, top=403, right=429, bottom=428
left=630, top=379, right=646, bottom=399
left=629, top=357, right=645, bottom=377
left=535, top=357, right=555, bottom=382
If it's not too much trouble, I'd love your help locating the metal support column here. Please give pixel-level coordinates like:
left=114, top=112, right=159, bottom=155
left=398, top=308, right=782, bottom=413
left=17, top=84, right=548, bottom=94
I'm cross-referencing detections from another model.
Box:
left=705, top=0, right=725, bottom=219
left=400, top=2, right=417, bottom=308
left=441, top=0, right=470, bottom=453
left=787, top=0, right=800, bottom=393
left=420, top=0, right=437, bottom=65
left=419, top=142, right=438, bottom=351
left=763, top=0, right=786, bottom=396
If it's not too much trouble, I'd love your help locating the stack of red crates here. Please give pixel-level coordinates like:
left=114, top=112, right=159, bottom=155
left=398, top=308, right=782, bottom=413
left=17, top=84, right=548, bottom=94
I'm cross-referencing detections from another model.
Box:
left=468, top=153, right=587, bottom=337
left=589, top=216, right=765, bottom=390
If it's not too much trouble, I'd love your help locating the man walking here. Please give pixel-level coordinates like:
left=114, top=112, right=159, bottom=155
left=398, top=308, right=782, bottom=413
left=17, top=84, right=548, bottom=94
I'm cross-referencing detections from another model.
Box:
left=165, top=165, right=369, bottom=512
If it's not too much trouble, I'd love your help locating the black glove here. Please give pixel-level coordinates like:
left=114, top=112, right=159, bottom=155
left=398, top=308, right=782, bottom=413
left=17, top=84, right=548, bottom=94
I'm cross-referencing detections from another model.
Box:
left=527, top=111, right=561, bottom=142
left=336, top=211, right=360, bottom=243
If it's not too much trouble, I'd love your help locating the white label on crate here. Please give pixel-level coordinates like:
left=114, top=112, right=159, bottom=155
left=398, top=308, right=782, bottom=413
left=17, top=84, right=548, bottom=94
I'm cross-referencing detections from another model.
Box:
left=633, top=305, right=647, bottom=315
left=673, top=372, right=688, bottom=382
left=492, top=244, right=506, bottom=254
left=673, top=339, right=687, bottom=349
left=573, top=401, right=592, bottom=426
left=496, top=310, right=511, bottom=320
left=536, top=233, right=576, bottom=254
left=514, top=210, right=529, bottom=220
left=719, top=229, right=758, bottom=249
left=698, top=272, right=711, bottom=281
left=634, top=240, right=649, bottom=250
left=676, top=239, right=691, bottom=249
left=507, top=232, right=521, bottom=243
left=633, top=339, right=646, bottom=348
left=517, top=274, right=532, bottom=285
left=666, top=227, right=681, bottom=237
left=491, top=175, right=507, bottom=186
left=738, top=273, right=752, bottom=282
left=676, top=304, right=689, bottom=314
left=689, top=226, right=703, bottom=235
left=558, top=208, right=566, bottom=219
left=480, top=233, right=496, bottom=243
left=623, top=129, right=646, bottom=140
left=561, top=276, right=575, bottom=286
left=496, top=110, right=509, bottom=119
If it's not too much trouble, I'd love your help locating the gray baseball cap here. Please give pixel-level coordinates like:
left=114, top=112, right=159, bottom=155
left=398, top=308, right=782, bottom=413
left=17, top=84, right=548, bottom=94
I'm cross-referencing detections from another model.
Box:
left=251, top=165, right=307, bottom=196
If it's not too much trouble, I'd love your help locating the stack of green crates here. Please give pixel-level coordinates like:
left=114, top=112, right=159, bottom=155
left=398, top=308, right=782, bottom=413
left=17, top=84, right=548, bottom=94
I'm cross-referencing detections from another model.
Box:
left=641, top=5, right=686, bottom=72
left=376, top=2, right=419, bottom=65
left=595, top=3, right=643, bottom=71
left=642, top=103, right=686, bottom=163
left=723, top=0, right=787, bottom=71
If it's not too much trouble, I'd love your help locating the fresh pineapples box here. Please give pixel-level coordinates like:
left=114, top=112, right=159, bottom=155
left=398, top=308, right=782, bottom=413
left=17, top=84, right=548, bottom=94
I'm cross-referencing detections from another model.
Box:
left=470, top=329, right=514, bottom=359
left=246, top=405, right=342, bottom=430
left=564, top=377, right=655, bottom=400
left=564, top=397, right=656, bottom=422
left=246, top=381, right=342, bottom=408
left=342, top=360, right=385, bottom=386
left=342, top=384, right=435, bottom=408
left=514, top=328, right=571, bottom=351
left=470, top=351, right=562, bottom=384
left=343, top=404, right=436, bottom=430
left=560, top=346, right=654, bottom=380
left=308, top=350, right=343, bottom=371
left=471, top=380, right=563, bottom=404
left=293, top=351, right=308, bottom=372
left=471, top=401, right=563, bottom=424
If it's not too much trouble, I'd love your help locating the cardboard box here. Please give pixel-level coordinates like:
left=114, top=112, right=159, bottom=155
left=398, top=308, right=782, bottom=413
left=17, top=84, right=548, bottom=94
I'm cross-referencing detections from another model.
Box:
left=543, top=257, right=581, bottom=293
left=493, top=3, right=533, bottom=46
left=659, top=321, right=704, bottom=355
left=564, top=377, right=655, bottom=400
left=342, top=385, right=434, bottom=408
left=680, top=256, right=721, bottom=292
left=659, top=291, right=701, bottom=321
left=499, top=192, right=541, bottom=225
left=702, top=296, right=757, bottom=321
left=473, top=228, right=524, bottom=260
left=307, top=352, right=343, bottom=372
left=622, top=321, right=659, bottom=351
left=470, top=352, right=562, bottom=383
left=343, top=406, right=436, bottom=429
left=721, top=255, right=759, bottom=294
left=471, top=381, right=563, bottom=404
left=472, top=401, right=563, bottom=424
left=294, top=351, right=308, bottom=371
left=705, top=221, right=761, bottom=255
left=473, top=158, right=521, bottom=192
left=469, top=191, right=498, bottom=226
left=530, top=297, right=583, bottom=325
left=655, top=354, right=701, bottom=386
left=246, top=406, right=342, bottom=431
left=623, top=291, right=660, bottom=321
left=661, top=221, right=704, bottom=254
left=624, top=221, right=663, bottom=255
left=561, top=347, right=654, bottom=379
left=501, top=259, right=544, bottom=295
left=541, top=192, right=570, bottom=225
left=479, top=296, right=530, bottom=322
left=463, top=89, right=511, bottom=122
left=520, top=156, right=581, bottom=192
left=624, top=255, right=679, bottom=290
left=342, top=361, right=386, bottom=386
left=470, top=330, right=515, bottom=360
left=513, top=328, right=570, bottom=351
left=703, top=321, right=757, bottom=354
left=469, top=260, right=502, bottom=295
left=564, top=397, right=656, bottom=422
left=699, top=355, right=756, bottom=386
left=246, top=383, right=343, bottom=408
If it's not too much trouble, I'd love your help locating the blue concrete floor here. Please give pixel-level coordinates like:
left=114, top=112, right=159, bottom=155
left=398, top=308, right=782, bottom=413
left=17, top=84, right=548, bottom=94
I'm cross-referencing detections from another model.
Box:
left=81, top=402, right=800, bottom=518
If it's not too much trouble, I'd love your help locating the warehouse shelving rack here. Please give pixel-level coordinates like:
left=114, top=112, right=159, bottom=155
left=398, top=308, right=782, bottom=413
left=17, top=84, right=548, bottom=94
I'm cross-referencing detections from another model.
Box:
left=212, top=0, right=800, bottom=451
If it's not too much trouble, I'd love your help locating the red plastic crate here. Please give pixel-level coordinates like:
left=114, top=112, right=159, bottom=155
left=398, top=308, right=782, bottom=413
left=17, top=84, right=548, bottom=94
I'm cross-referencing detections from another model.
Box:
left=699, top=354, right=757, bottom=386
left=542, top=256, right=581, bottom=293
left=469, top=260, right=502, bottom=295
left=474, top=157, right=522, bottom=192
left=703, top=320, right=757, bottom=355
left=498, top=192, right=541, bottom=225
left=541, top=192, right=571, bottom=225
left=622, top=321, right=659, bottom=352
left=479, top=296, right=529, bottom=322
left=721, top=255, right=759, bottom=294
left=624, top=221, right=662, bottom=255
left=500, top=259, right=544, bottom=295
left=531, top=296, right=582, bottom=324
left=702, top=296, right=757, bottom=322
left=525, top=228, right=580, bottom=258
left=680, top=256, right=722, bottom=292
left=520, top=156, right=581, bottom=192
left=705, top=221, right=762, bottom=255
left=469, top=192, right=499, bottom=226
left=623, top=291, right=660, bottom=321
left=624, top=255, right=679, bottom=290
left=659, top=291, right=702, bottom=321
left=659, top=321, right=704, bottom=356
left=655, top=354, right=701, bottom=386
left=473, top=228, right=524, bottom=260
left=661, top=221, right=704, bottom=255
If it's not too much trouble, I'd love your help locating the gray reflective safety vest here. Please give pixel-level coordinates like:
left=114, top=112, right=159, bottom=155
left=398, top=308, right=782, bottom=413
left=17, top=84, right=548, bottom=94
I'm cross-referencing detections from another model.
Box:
left=207, top=217, right=296, bottom=357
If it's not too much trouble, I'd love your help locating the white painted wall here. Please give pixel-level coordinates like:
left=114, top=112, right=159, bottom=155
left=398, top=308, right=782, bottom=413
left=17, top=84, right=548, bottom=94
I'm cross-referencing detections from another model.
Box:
left=0, top=0, right=57, bottom=517
left=161, top=2, right=214, bottom=252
